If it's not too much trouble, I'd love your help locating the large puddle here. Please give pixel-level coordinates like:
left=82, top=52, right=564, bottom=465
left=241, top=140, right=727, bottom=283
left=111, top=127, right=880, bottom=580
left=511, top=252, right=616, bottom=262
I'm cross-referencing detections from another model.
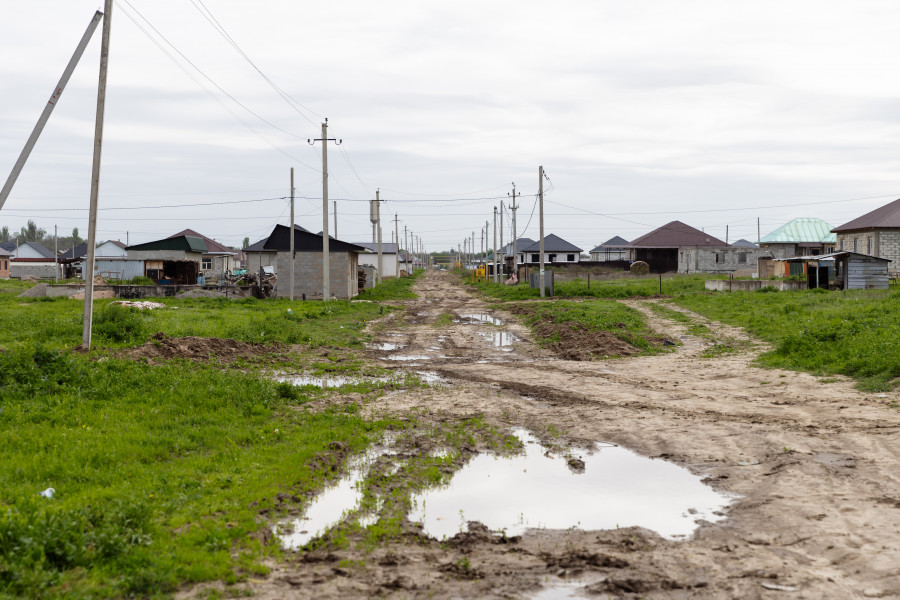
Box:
left=408, top=429, right=732, bottom=540
left=276, top=374, right=392, bottom=387
left=459, top=312, right=504, bottom=326
left=479, top=330, right=518, bottom=348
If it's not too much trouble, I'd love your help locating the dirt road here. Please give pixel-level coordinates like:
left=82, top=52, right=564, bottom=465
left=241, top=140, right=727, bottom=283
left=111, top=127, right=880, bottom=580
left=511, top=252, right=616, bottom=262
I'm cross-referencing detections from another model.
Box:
left=248, top=271, right=900, bottom=599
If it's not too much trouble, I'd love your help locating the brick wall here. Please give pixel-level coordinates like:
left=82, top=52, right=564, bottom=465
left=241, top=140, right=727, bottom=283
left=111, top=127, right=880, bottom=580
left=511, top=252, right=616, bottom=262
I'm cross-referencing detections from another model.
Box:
left=836, top=230, right=900, bottom=270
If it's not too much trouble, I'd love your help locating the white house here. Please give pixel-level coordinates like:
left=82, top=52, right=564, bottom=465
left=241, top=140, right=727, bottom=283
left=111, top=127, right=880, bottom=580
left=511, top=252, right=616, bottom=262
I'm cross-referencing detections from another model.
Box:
left=519, top=234, right=583, bottom=264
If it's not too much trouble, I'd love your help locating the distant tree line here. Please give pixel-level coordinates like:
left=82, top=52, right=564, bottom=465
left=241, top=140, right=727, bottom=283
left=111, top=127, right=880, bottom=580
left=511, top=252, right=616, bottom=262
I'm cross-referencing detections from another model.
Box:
left=0, top=219, right=83, bottom=251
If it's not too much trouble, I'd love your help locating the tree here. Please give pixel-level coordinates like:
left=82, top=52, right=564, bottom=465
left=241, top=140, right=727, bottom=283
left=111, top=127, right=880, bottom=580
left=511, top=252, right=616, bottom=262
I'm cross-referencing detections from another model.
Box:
left=243, top=237, right=250, bottom=249
left=71, top=227, right=82, bottom=243
left=0, top=226, right=8, bottom=241
left=19, top=220, right=46, bottom=242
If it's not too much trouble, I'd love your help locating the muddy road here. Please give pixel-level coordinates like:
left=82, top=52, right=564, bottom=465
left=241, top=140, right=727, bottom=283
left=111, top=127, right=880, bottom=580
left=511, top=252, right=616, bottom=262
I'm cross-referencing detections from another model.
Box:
left=225, top=271, right=900, bottom=599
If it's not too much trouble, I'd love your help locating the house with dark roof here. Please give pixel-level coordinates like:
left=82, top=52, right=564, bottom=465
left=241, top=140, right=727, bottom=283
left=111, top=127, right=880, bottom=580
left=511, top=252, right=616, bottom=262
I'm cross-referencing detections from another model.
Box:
left=626, top=221, right=764, bottom=274
left=8, top=241, right=58, bottom=279
left=168, top=229, right=239, bottom=279
left=730, top=239, right=758, bottom=248
left=832, top=198, right=900, bottom=269
left=759, top=217, right=836, bottom=258
left=519, top=234, right=583, bottom=265
left=589, top=236, right=629, bottom=261
left=244, top=224, right=368, bottom=299
left=497, top=237, right=534, bottom=275
left=126, top=235, right=207, bottom=284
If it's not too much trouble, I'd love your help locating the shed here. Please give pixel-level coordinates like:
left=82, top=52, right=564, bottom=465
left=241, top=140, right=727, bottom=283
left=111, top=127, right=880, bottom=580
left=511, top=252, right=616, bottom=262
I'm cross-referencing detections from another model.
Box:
left=775, top=252, right=891, bottom=290
left=126, top=235, right=206, bottom=284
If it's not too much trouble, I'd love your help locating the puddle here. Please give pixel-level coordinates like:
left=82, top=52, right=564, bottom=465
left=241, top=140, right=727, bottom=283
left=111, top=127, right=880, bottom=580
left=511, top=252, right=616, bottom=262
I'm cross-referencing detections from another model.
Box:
left=273, top=449, right=385, bottom=550
left=479, top=330, right=519, bottom=348
left=387, top=355, right=433, bottom=362
left=408, top=429, right=732, bottom=540
left=276, top=374, right=391, bottom=387
left=367, top=342, right=404, bottom=351
left=531, top=573, right=608, bottom=599
left=460, top=312, right=504, bottom=326
left=415, top=371, right=446, bottom=384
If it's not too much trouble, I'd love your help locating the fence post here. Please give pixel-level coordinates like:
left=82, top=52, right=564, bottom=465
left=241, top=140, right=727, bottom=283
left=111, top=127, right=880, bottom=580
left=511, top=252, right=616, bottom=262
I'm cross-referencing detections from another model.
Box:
left=659, top=273, right=662, bottom=295
left=588, top=273, right=590, bottom=289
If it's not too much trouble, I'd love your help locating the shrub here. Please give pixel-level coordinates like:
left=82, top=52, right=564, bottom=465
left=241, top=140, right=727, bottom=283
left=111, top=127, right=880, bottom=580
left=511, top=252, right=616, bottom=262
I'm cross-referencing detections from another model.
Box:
left=92, top=303, right=147, bottom=344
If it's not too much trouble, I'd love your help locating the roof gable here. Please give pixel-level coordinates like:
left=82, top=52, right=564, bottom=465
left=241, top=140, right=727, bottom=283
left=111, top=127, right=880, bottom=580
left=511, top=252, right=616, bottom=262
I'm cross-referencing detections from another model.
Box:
left=627, top=221, right=726, bottom=248
left=760, top=217, right=836, bottom=244
left=590, top=236, right=629, bottom=253
left=833, top=198, right=900, bottom=231
left=59, top=241, right=88, bottom=260
left=520, top=234, right=583, bottom=253
left=127, top=235, right=207, bottom=253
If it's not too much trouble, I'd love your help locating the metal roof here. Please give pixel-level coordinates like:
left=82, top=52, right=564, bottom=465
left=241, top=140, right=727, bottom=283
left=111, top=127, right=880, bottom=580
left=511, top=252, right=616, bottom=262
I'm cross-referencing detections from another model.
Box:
left=760, top=217, right=836, bottom=244
left=127, top=235, right=208, bottom=253
left=501, top=238, right=535, bottom=256
left=59, top=242, right=88, bottom=260
left=590, top=236, right=629, bottom=253
left=352, top=242, right=397, bottom=254
left=730, top=238, right=758, bottom=248
left=774, top=251, right=891, bottom=262
left=833, top=197, right=900, bottom=231
left=168, top=229, right=237, bottom=255
left=520, top=234, right=583, bottom=253
left=627, top=221, right=727, bottom=248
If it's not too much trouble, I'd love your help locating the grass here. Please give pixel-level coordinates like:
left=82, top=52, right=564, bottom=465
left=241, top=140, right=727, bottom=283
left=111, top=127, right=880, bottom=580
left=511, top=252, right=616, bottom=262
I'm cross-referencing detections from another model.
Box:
left=0, top=345, right=395, bottom=598
left=673, top=289, right=900, bottom=391
left=354, top=270, right=423, bottom=301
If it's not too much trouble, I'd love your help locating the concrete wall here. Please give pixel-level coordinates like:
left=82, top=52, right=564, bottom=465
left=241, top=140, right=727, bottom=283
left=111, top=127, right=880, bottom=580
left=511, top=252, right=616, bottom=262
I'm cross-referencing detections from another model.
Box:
left=92, top=259, right=146, bottom=281
left=40, top=284, right=253, bottom=299
left=200, top=254, right=237, bottom=280
left=245, top=251, right=277, bottom=273
left=520, top=252, right=580, bottom=264
left=11, top=261, right=57, bottom=279
left=590, top=251, right=626, bottom=261
left=274, top=251, right=359, bottom=299
left=836, top=230, right=900, bottom=271
left=679, top=247, right=767, bottom=274
left=705, top=279, right=809, bottom=292
left=358, top=252, right=399, bottom=277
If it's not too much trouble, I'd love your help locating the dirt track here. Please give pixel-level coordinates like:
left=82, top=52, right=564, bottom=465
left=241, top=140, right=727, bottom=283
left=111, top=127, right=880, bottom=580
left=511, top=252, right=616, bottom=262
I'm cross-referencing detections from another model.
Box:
left=230, top=271, right=900, bottom=599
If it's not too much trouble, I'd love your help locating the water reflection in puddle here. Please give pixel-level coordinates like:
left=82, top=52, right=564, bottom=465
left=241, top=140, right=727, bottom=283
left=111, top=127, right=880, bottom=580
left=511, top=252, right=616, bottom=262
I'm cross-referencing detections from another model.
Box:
left=387, top=355, right=432, bottom=362
left=460, top=312, right=504, bottom=326
left=367, top=342, right=404, bottom=351
left=479, top=330, right=518, bottom=348
left=415, top=371, right=446, bottom=384
left=276, top=375, right=391, bottom=387
left=408, top=429, right=732, bottom=540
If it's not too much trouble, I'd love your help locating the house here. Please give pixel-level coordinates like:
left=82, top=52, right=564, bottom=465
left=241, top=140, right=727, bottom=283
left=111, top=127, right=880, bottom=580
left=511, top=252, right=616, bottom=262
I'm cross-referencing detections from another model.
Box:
left=831, top=198, right=900, bottom=270
left=759, top=217, right=836, bottom=258
left=244, top=224, right=367, bottom=299
left=519, top=234, right=583, bottom=264
left=126, top=235, right=206, bottom=284
left=0, top=247, right=11, bottom=279
left=589, top=236, right=629, bottom=261
left=626, top=221, right=729, bottom=273
left=59, top=241, right=88, bottom=279
left=8, top=241, right=57, bottom=279
left=168, top=229, right=238, bottom=280
left=353, top=242, right=404, bottom=278
left=730, top=239, right=758, bottom=248
left=775, top=252, right=891, bottom=290
left=497, top=237, right=534, bottom=274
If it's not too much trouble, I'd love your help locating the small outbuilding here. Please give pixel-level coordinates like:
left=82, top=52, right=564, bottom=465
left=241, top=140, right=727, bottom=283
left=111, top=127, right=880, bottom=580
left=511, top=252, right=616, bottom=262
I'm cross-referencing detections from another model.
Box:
left=126, top=235, right=206, bottom=284
left=775, top=252, right=891, bottom=290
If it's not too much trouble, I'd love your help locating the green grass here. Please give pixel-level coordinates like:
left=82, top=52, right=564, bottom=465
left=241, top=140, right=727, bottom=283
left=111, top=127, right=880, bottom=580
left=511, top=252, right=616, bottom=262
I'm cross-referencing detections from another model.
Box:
left=0, top=279, right=34, bottom=296
left=0, top=345, right=394, bottom=598
left=673, top=289, right=900, bottom=391
left=462, top=271, right=709, bottom=301
left=354, top=270, right=423, bottom=301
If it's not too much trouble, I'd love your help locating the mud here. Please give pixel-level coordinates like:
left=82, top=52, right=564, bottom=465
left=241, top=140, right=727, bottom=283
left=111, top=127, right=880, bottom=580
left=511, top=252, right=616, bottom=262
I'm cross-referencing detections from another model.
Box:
left=179, top=271, right=900, bottom=600
left=120, top=332, right=282, bottom=363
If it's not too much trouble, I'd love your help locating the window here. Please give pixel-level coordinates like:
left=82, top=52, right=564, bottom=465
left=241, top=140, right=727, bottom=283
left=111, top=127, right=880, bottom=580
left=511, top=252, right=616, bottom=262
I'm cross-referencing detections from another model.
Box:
left=567, top=254, right=575, bottom=261
left=202, top=258, right=212, bottom=270
left=715, top=253, right=723, bottom=263
left=839, top=239, right=844, bottom=251
left=853, top=239, right=858, bottom=252
left=867, top=237, right=872, bottom=255
left=531, top=254, right=539, bottom=262
left=738, top=253, right=747, bottom=263
left=548, top=254, right=557, bottom=262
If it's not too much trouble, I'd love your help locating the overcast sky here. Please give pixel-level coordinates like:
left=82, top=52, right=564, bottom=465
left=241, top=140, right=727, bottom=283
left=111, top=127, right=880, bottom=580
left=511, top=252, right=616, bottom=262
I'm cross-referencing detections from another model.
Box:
left=3, top=0, right=900, bottom=252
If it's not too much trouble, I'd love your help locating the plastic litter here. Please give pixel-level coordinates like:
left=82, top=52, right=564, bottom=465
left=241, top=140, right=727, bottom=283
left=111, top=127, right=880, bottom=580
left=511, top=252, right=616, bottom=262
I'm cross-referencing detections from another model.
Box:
left=39, top=487, right=55, bottom=499
left=760, top=582, right=799, bottom=592
left=110, top=300, right=166, bottom=310
left=287, top=308, right=293, bottom=314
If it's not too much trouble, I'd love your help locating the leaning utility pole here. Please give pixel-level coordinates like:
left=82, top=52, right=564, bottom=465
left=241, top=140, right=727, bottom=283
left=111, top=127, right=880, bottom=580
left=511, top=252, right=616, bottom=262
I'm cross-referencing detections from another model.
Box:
left=81, top=0, right=113, bottom=349
left=308, top=119, right=340, bottom=299
left=289, top=167, right=295, bottom=301
left=376, top=189, right=383, bottom=285
left=1, top=11, right=103, bottom=211
left=538, top=166, right=546, bottom=298
left=394, top=213, right=400, bottom=278
left=510, top=184, right=518, bottom=282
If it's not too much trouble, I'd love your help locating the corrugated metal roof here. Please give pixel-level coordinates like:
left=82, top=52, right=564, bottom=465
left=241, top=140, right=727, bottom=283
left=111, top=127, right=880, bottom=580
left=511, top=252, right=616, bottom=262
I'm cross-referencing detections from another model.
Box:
left=760, top=218, right=837, bottom=244
left=520, top=234, right=583, bottom=253
left=627, top=221, right=727, bottom=248
left=833, top=198, right=900, bottom=231
left=127, top=235, right=208, bottom=253
left=353, top=242, right=396, bottom=254
left=501, top=238, right=535, bottom=256
left=730, top=239, right=758, bottom=248
left=168, top=229, right=237, bottom=255
left=774, top=251, right=891, bottom=262
left=590, top=236, right=629, bottom=253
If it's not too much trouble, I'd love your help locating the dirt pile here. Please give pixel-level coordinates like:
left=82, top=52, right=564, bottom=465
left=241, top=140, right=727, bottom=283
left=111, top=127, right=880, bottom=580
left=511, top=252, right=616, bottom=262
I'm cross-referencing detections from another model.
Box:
left=17, top=283, right=48, bottom=298
left=121, top=332, right=281, bottom=362
left=506, top=304, right=642, bottom=360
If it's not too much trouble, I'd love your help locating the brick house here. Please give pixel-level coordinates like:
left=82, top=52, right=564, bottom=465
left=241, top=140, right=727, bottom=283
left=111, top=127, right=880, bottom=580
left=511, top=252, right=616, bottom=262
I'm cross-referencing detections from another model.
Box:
left=244, top=224, right=367, bottom=299
left=759, top=217, right=836, bottom=258
left=0, top=247, right=11, bottom=279
left=831, top=198, right=900, bottom=271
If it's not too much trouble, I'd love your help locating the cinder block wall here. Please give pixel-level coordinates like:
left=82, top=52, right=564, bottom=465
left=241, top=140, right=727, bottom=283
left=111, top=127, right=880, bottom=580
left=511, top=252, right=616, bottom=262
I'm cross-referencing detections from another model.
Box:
left=678, top=247, right=766, bottom=274
left=276, top=251, right=357, bottom=299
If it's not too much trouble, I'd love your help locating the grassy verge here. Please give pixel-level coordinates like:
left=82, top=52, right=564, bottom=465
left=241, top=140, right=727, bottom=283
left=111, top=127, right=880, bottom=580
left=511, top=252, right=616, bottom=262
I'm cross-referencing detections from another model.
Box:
left=354, top=270, right=423, bottom=301
left=673, top=289, right=900, bottom=391
left=0, top=346, right=397, bottom=598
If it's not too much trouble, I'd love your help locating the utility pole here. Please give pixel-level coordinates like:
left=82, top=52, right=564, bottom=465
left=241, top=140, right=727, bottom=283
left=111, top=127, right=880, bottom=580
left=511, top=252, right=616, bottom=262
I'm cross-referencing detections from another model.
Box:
left=726, top=224, right=729, bottom=245
left=394, top=213, right=400, bottom=278
left=376, top=189, right=382, bottom=285
left=493, top=207, right=498, bottom=283
left=81, top=0, right=113, bottom=349
left=334, top=200, right=337, bottom=240
left=499, top=200, right=504, bottom=279
left=126, top=230, right=129, bottom=246
left=510, top=184, right=518, bottom=283
left=289, top=167, right=295, bottom=301
left=538, top=166, right=546, bottom=298
left=308, top=118, right=340, bottom=300
left=54, top=225, right=58, bottom=283
left=1, top=11, right=103, bottom=211
left=404, top=225, right=408, bottom=274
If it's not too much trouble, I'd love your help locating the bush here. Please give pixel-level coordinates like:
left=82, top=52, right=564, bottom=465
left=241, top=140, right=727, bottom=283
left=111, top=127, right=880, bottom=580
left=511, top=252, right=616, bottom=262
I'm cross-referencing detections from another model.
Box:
left=92, top=303, right=147, bottom=344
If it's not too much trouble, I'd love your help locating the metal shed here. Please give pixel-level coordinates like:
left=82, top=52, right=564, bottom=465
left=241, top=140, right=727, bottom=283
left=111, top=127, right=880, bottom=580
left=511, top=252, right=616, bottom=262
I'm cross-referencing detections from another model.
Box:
left=775, top=252, right=891, bottom=290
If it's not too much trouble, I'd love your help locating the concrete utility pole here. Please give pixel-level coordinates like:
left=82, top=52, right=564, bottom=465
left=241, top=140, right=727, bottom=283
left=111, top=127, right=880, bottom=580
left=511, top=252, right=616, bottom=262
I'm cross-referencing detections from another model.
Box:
left=1, top=11, right=103, bottom=211
left=499, top=200, right=504, bottom=279
left=81, top=0, right=113, bottom=349
left=334, top=200, right=338, bottom=240
left=538, top=166, right=546, bottom=298
left=308, top=119, right=340, bottom=300
left=510, top=184, right=518, bottom=283
left=394, top=213, right=399, bottom=278
left=289, top=167, right=295, bottom=301
left=404, top=225, right=408, bottom=274
left=376, top=189, right=382, bottom=285
left=54, top=225, right=58, bottom=283
left=493, top=207, right=498, bottom=282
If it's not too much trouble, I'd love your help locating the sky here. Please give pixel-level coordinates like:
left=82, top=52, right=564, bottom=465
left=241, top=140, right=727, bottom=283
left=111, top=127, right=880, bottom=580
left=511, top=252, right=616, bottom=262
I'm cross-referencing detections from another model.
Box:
left=3, top=0, right=900, bottom=253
